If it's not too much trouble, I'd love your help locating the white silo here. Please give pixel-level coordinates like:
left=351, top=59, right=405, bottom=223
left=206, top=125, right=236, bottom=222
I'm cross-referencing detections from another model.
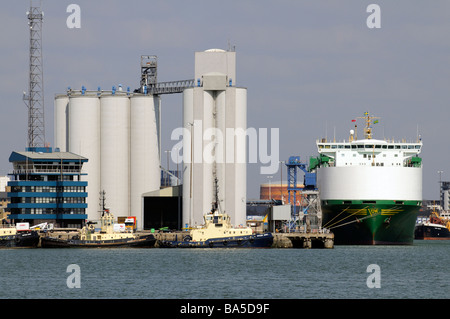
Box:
left=215, top=90, right=227, bottom=215
left=202, top=90, right=215, bottom=216
left=182, top=88, right=217, bottom=227
left=182, top=49, right=247, bottom=227
left=68, top=93, right=101, bottom=221
left=54, top=94, right=69, bottom=152
left=100, top=93, right=131, bottom=217
left=182, top=88, right=194, bottom=227
left=130, top=94, right=161, bottom=227
left=233, top=87, right=247, bottom=226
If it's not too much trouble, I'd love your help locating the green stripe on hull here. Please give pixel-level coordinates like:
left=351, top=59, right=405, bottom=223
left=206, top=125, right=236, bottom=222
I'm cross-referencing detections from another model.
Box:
left=322, top=201, right=421, bottom=245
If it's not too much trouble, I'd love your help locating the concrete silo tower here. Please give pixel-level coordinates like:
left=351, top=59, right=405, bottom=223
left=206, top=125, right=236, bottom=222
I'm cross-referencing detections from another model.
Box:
left=183, top=49, right=247, bottom=228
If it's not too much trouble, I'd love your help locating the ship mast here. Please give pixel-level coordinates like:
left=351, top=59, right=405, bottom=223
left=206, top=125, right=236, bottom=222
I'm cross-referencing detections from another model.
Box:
left=211, top=177, right=219, bottom=213
left=357, top=112, right=380, bottom=140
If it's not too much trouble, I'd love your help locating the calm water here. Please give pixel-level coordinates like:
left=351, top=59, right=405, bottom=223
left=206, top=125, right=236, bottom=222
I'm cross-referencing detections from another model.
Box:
left=0, top=240, right=448, bottom=299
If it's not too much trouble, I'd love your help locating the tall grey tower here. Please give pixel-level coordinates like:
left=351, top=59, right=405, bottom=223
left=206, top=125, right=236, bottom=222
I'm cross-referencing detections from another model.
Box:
left=24, top=1, right=45, bottom=149
left=183, top=49, right=247, bottom=228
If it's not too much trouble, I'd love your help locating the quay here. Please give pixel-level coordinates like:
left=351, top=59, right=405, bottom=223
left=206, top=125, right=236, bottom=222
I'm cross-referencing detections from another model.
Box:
left=151, top=231, right=334, bottom=249
left=36, top=230, right=334, bottom=249
left=272, top=232, right=334, bottom=249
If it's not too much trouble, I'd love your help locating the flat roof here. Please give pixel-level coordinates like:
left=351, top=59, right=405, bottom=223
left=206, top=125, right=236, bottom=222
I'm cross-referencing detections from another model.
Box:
left=9, top=151, right=88, bottom=163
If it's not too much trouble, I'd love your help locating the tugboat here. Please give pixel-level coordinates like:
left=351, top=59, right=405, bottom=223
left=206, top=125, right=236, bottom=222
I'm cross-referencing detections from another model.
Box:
left=158, top=178, right=273, bottom=248
left=0, top=222, right=40, bottom=248
left=415, top=210, right=450, bottom=240
left=41, top=209, right=156, bottom=248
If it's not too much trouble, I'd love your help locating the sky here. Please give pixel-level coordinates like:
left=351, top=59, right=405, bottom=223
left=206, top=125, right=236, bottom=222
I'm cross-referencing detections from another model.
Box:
left=1, top=0, right=449, bottom=201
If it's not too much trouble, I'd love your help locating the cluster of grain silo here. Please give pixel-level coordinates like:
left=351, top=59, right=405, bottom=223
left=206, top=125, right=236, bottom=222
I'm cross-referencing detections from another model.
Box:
left=54, top=49, right=248, bottom=230
left=54, top=89, right=161, bottom=225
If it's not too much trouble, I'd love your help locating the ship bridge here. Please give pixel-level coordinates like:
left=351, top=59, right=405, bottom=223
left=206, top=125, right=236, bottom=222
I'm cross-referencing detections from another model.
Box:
left=315, top=138, right=422, bottom=168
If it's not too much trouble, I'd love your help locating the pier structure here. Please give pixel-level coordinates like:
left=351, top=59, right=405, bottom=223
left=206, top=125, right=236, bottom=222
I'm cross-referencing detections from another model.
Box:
left=149, top=231, right=334, bottom=249
left=272, top=232, right=334, bottom=249
left=285, top=156, right=324, bottom=232
left=35, top=228, right=333, bottom=249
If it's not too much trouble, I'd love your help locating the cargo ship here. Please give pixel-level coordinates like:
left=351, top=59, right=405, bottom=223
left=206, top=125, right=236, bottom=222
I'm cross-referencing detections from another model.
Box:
left=310, top=113, right=422, bottom=245
left=415, top=210, right=450, bottom=240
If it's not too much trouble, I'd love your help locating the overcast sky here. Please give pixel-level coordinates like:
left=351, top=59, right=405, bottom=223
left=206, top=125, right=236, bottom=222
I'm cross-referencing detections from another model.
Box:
left=1, top=0, right=449, bottom=200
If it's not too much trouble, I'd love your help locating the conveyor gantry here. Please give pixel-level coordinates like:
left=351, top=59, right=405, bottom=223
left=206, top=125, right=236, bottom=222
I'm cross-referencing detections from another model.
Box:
left=136, top=55, right=195, bottom=95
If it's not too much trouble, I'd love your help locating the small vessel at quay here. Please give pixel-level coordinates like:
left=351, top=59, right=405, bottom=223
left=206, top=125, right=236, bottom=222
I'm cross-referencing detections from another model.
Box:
left=415, top=210, right=450, bottom=240
left=41, top=209, right=156, bottom=248
left=158, top=211, right=273, bottom=248
left=159, top=179, right=273, bottom=248
left=0, top=222, right=40, bottom=248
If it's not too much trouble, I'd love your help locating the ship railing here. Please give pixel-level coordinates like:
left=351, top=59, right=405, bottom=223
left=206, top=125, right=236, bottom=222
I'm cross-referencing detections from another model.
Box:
left=0, top=224, right=15, bottom=229
left=286, top=225, right=330, bottom=234
left=10, top=168, right=82, bottom=174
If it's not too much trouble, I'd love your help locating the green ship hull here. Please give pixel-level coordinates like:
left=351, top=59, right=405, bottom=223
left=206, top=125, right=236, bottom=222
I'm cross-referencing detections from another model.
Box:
left=321, top=200, right=421, bottom=245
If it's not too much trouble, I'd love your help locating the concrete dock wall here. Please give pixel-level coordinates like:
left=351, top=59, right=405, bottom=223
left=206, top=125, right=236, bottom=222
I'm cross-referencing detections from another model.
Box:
left=38, top=230, right=334, bottom=249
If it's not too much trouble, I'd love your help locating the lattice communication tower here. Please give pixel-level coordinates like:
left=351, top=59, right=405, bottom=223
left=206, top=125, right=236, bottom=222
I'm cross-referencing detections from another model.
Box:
left=24, top=1, right=45, bottom=148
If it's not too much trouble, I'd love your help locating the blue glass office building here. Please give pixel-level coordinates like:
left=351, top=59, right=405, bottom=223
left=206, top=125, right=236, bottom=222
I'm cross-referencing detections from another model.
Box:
left=7, top=148, right=88, bottom=228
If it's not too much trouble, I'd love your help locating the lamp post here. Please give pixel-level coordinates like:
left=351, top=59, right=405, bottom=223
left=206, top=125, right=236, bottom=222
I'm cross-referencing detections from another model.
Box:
left=165, top=150, right=171, bottom=186
left=187, top=122, right=194, bottom=228
left=280, top=160, right=285, bottom=203
left=267, top=176, right=273, bottom=200
left=174, top=146, right=180, bottom=230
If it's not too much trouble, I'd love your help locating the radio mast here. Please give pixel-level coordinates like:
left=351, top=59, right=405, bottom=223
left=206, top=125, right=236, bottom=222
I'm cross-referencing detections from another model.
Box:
left=24, top=1, right=45, bottom=149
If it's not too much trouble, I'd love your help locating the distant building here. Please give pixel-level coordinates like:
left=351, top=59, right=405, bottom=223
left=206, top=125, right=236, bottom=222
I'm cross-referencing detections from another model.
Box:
left=260, top=183, right=290, bottom=202
left=0, top=191, right=9, bottom=221
left=441, top=181, right=450, bottom=211
left=7, top=148, right=88, bottom=228
left=0, top=176, right=10, bottom=192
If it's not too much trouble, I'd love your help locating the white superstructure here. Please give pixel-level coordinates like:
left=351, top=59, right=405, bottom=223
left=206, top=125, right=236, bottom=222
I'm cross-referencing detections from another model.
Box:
left=317, top=139, right=422, bottom=168
left=315, top=114, right=423, bottom=202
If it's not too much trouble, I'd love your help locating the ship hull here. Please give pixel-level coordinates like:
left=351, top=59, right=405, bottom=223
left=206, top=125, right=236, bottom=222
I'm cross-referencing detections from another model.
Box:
left=322, top=201, right=420, bottom=245
left=414, top=224, right=450, bottom=240
left=158, top=233, right=273, bottom=248
left=41, top=233, right=156, bottom=248
left=0, top=231, right=40, bottom=248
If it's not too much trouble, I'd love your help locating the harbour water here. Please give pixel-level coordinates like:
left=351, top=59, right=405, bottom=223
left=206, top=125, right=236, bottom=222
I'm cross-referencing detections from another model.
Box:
left=0, top=240, right=448, bottom=300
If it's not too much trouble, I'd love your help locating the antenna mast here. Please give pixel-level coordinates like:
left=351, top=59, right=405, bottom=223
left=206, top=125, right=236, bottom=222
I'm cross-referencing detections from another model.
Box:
left=357, top=112, right=380, bottom=140
left=24, top=1, right=45, bottom=149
